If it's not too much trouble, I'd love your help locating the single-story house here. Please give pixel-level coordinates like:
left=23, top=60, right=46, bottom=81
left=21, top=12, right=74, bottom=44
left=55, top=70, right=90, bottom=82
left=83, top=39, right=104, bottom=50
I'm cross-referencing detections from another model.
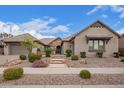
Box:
left=119, top=34, right=124, bottom=56
left=3, top=33, right=45, bottom=55
left=2, top=20, right=121, bottom=57
left=0, top=33, right=13, bottom=55
left=62, top=20, right=120, bottom=57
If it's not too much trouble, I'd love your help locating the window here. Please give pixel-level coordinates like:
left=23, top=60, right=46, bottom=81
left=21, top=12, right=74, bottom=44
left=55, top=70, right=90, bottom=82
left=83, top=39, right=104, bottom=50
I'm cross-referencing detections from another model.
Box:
left=88, top=40, right=93, bottom=51
left=88, top=40, right=105, bottom=52
left=94, top=40, right=98, bottom=50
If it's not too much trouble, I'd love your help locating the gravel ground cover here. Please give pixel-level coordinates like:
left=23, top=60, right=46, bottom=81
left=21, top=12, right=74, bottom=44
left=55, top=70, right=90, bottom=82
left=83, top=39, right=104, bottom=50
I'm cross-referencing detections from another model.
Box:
left=0, top=74, right=124, bottom=85
left=66, top=58, right=124, bottom=68
left=1, top=57, right=124, bottom=68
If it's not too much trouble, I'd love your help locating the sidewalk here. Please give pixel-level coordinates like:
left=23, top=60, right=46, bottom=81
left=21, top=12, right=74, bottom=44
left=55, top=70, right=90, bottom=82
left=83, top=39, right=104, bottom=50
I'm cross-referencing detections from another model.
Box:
left=0, top=67, right=124, bottom=74
left=0, top=85, right=124, bottom=88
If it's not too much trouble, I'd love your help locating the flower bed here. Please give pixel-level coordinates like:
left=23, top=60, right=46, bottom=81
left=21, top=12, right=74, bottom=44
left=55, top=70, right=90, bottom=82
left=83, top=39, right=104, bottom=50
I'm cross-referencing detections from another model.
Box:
left=32, top=60, right=49, bottom=68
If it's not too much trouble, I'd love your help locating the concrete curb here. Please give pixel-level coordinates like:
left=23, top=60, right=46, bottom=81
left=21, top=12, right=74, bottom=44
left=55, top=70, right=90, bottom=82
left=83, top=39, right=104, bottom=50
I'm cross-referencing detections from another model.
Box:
left=0, top=85, right=124, bottom=88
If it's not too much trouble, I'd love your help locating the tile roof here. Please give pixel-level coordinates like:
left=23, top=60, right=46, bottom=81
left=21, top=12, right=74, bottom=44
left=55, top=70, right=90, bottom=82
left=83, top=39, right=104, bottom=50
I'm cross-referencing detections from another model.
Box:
left=3, top=33, right=38, bottom=42
left=40, top=38, right=56, bottom=45
left=64, top=20, right=121, bottom=41
left=3, top=33, right=45, bottom=45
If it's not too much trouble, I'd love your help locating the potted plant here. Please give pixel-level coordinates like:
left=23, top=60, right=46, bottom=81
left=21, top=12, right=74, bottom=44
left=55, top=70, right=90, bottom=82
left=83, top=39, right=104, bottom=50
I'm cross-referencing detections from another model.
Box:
left=96, top=46, right=104, bottom=58
left=65, top=49, right=72, bottom=57
left=80, top=52, right=86, bottom=58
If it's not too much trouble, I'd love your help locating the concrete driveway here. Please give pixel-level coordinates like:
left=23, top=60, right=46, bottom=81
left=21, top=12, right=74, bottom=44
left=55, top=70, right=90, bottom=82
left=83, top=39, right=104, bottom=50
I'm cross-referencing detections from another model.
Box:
left=0, top=55, right=19, bottom=65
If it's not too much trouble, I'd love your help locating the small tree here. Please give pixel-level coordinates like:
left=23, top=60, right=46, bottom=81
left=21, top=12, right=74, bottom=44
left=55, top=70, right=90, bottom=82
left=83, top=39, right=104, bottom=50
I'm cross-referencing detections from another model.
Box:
left=21, top=38, right=38, bottom=54
left=45, top=47, right=52, bottom=57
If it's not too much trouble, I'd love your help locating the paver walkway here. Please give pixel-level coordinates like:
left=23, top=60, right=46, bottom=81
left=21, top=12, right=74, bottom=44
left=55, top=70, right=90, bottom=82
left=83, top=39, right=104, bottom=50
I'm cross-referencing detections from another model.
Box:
left=0, top=67, right=124, bottom=74
left=48, top=64, right=67, bottom=68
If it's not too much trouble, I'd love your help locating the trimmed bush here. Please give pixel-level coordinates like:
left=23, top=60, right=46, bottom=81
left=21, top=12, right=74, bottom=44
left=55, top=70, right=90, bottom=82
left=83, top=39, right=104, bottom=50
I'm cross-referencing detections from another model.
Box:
left=19, top=55, right=27, bottom=60
left=65, top=49, right=72, bottom=57
left=80, top=52, right=86, bottom=58
left=45, top=48, right=52, bottom=57
left=120, top=58, right=124, bottom=62
left=71, top=55, right=79, bottom=60
left=80, top=70, right=91, bottom=79
left=32, top=60, right=48, bottom=68
left=28, top=53, right=41, bottom=63
left=3, top=67, right=23, bottom=80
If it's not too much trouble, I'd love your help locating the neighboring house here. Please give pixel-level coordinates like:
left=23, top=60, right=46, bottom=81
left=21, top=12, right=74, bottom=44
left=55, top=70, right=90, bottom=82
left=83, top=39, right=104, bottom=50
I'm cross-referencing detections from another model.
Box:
left=40, top=37, right=62, bottom=54
left=62, top=20, right=120, bottom=57
left=3, top=33, right=44, bottom=55
left=119, top=34, right=124, bottom=56
left=0, top=33, right=13, bottom=55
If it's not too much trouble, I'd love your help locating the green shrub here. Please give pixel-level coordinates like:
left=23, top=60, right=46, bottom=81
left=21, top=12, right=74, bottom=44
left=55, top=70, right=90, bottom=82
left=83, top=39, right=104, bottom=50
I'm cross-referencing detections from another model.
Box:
left=19, top=55, right=27, bottom=60
left=65, top=49, right=72, bottom=57
left=3, top=67, right=23, bottom=80
left=80, top=70, right=91, bottom=79
left=80, top=52, right=86, bottom=58
left=71, top=55, right=79, bottom=60
left=96, top=51, right=103, bottom=58
left=28, top=53, right=41, bottom=63
left=45, top=48, right=52, bottom=57
left=120, top=58, right=124, bottom=62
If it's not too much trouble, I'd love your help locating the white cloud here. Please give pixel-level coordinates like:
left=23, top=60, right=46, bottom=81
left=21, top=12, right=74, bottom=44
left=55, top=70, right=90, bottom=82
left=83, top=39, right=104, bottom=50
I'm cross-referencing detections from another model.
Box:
left=87, top=5, right=105, bottom=15
left=0, top=17, right=70, bottom=39
left=114, top=21, right=121, bottom=27
left=52, top=25, right=69, bottom=32
left=117, top=28, right=124, bottom=34
left=87, top=5, right=124, bottom=18
left=110, top=6, right=124, bottom=18
left=101, top=14, right=108, bottom=18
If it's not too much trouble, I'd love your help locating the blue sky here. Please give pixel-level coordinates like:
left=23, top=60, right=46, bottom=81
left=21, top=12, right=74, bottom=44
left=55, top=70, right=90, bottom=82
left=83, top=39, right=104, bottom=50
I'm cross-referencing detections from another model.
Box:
left=0, top=5, right=124, bottom=39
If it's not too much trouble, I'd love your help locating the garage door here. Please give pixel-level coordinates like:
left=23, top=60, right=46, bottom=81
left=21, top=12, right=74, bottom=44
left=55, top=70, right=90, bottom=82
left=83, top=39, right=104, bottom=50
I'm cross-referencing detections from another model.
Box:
left=10, top=43, right=28, bottom=55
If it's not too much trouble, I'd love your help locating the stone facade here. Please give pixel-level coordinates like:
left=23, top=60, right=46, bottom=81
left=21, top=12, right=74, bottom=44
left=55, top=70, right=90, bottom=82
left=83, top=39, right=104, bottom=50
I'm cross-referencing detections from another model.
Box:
left=74, top=27, right=119, bottom=57
left=62, top=21, right=120, bottom=57
left=49, top=38, right=62, bottom=54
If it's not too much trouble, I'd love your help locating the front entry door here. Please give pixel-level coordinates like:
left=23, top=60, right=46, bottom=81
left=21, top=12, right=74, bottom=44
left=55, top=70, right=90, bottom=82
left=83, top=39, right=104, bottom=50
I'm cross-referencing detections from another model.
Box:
left=56, top=46, right=61, bottom=54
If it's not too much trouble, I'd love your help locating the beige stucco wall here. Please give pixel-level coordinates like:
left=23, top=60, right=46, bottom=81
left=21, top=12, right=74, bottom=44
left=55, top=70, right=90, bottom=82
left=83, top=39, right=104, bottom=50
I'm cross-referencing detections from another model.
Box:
left=62, top=41, right=73, bottom=54
left=74, top=27, right=119, bottom=57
